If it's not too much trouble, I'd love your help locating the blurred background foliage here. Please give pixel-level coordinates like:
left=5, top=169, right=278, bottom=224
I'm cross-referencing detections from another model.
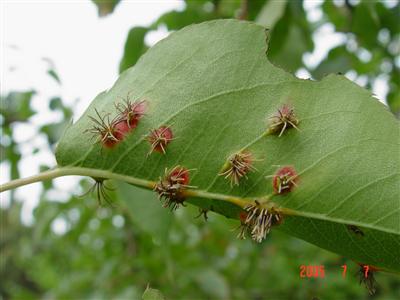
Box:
left=1, top=0, right=399, bottom=299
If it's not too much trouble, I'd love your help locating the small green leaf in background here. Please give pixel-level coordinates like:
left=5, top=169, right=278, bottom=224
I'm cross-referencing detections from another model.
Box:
left=267, top=1, right=313, bottom=72
left=0, top=90, right=36, bottom=182
left=387, top=74, right=400, bottom=118
left=43, top=57, right=62, bottom=84
left=322, top=1, right=350, bottom=32
left=153, top=2, right=216, bottom=31
left=321, top=1, right=399, bottom=116
left=256, top=0, right=287, bottom=29
left=352, top=2, right=380, bottom=50
left=142, top=286, right=165, bottom=300
left=194, top=269, right=229, bottom=300
left=47, top=69, right=61, bottom=84
left=49, top=97, right=63, bottom=111
left=42, top=97, right=73, bottom=145
left=92, top=0, right=121, bottom=17
left=119, top=27, right=149, bottom=74
left=0, top=90, right=36, bottom=122
left=311, top=46, right=354, bottom=79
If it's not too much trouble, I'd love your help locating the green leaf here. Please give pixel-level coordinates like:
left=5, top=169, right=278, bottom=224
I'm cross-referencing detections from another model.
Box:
left=47, top=69, right=61, bottom=84
left=91, top=0, right=121, bottom=17
left=153, top=5, right=216, bottom=31
left=49, top=97, right=64, bottom=111
left=194, top=269, right=229, bottom=299
left=322, top=1, right=351, bottom=32
left=387, top=74, right=400, bottom=117
left=255, top=0, right=287, bottom=29
left=375, top=2, right=400, bottom=36
left=119, top=27, right=149, bottom=74
left=247, top=0, right=268, bottom=21
left=267, top=1, right=313, bottom=72
left=56, top=20, right=400, bottom=272
left=311, top=46, right=354, bottom=79
left=0, top=90, right=36, bottom=122
left=142, top=286, right=165, bottom=300
left=352, top=3, right=380, bottom=49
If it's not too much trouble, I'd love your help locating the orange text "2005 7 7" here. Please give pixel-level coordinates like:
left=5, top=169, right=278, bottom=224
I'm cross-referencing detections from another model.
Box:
left=299, top=265, right=325, bottom=278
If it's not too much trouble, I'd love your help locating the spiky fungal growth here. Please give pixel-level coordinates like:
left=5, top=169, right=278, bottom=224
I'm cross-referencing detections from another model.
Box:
left=154, top=166, right=194, bottom=210
left=236, top=211, right=250, bottom=240
left=268, top=104, right=300, bottom=137
left=240, top=200, right=282, bottom=242
left=219, top=151, right=256, bottom=186
left=268, top=166, right=299, bottom=194
left=147, top=125, right=174, bottom=155
left=86, top=109, right=126, bottom=148
left=115, top=98, right=147, bottom=129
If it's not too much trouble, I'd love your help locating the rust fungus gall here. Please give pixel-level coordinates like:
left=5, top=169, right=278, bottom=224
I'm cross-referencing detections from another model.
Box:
left=239, top=211, right=248, bottom=223
left=115, top=98, right=147, bottom=130
left=241, top=200, right=282, bottom=242
left=268, top=104, right=300, bottom=137
left=86, top=109, right=125, bottom=148
left=113, top=119, right=130, bottom=137
left=147, top=125, right=174, bottom=155
left=236, top=211, right=250, bottom=239
left=269, top=166, right=299, bottom=194
left=154, top=166, right=194, bottom=210
left=219, top=151, right=256, bottom=186
left=169, top=166, right=190, bottom=186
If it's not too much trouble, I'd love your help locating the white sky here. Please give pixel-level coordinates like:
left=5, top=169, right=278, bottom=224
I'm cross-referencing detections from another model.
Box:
left=1, top=0, right=183, bottom=116
left=0, top=0, right=183, bottom=225
left=0, top=0, right=390, bottom=226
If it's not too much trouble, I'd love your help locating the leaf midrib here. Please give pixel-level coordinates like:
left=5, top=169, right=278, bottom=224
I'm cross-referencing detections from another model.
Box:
left=56, top=166, right=400, bottom=235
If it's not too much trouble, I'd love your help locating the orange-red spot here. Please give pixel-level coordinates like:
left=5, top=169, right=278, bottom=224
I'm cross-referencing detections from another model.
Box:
left=147, top=126, right=173, bottom=154
left=114, top=121, right=130, bottom=138
left=103, top=139, right=118, bottom=148
left=268, top=104, right=299, bottom=136
left=132, top=100, right=147, bottom=116
left=126, top=100, right=147, bottom=128
left=239, top=211, right=248, bottom=223
left=170, top=166, right=190, bottom=185
left=116, top=99, right=147, bottom=130
left=272, top=166, right=298, bottom=194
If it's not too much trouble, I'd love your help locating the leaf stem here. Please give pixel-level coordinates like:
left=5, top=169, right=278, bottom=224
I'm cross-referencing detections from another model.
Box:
left=183, top=189, right=250, bottom=208
left=1, top=166, right=262, bottom=212
left=1, top=167, right=399, bottom=236
left=0, top=167, right=252, bottom=208
left=0, top=168, right=65, bottom=192
left=0, top=167, right=156, bottom=193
